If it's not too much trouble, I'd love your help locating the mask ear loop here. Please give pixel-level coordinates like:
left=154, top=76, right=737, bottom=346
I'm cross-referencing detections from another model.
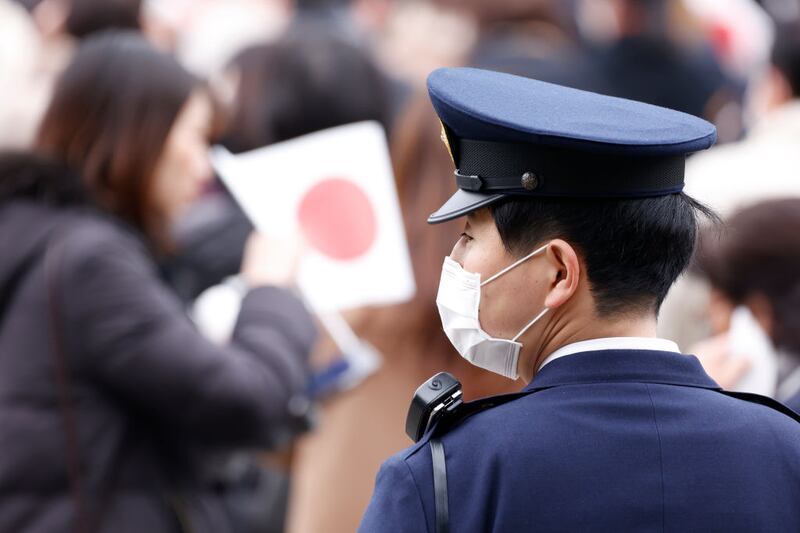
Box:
left=481, top=244, right=549, bottom=287
left=512, top=307, right=549, bottom=342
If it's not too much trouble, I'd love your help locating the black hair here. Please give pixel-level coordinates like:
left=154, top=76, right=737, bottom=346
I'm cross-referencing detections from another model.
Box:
left=491, top=192, right=716, bottom=317
left=65, top=0, right=142, bottom=39
left=36, top=31, right=198, bottom=249
left=223, top=21, right=391, bottom=153
left=13, top=0, right=141, bottom=37
left=772, top=22, right=800, bottom=98
left=294, top=0, right=352, bottom=10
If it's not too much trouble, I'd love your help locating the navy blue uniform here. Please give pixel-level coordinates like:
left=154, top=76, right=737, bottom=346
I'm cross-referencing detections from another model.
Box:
left=360, top=350, right=800, bottom=532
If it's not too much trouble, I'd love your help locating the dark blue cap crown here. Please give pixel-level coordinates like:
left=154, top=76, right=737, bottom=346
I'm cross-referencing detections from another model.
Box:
left=426, top=67, right=717, bottom=224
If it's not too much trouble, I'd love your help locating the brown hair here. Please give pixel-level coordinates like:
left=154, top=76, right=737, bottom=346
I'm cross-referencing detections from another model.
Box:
left=65, top=0, right=142, bottom=39
left=36, top=31, right=199, bottom=246
left=696, top=198, right=800, bottom=356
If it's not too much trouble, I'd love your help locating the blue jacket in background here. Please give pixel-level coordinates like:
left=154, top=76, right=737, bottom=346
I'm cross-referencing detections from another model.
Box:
left=359, top=350, right=800, bottom=532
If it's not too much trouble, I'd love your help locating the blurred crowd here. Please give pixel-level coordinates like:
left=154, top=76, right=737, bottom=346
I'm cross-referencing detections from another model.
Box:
left=1, top=0, right=800, bottom=532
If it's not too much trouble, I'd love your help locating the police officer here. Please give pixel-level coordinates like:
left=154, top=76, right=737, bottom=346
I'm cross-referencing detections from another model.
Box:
left=358, top=68, right=800, bottom=532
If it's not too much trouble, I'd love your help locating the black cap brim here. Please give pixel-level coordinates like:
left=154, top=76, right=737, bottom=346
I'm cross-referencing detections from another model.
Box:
left=427, top=189, right=506, bottom=224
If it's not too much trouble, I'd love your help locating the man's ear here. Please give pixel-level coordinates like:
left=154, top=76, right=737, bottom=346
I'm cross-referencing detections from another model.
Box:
left=543, top=239, right=581, bottom=310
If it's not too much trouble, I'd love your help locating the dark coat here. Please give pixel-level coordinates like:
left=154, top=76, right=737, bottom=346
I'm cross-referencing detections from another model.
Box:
left=0, top=200, right=317, bottom=533
left=360, top=350, right=800, bottom=532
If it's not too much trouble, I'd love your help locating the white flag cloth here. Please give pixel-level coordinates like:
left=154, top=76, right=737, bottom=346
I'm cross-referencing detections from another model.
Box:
left=211, top=121, right=416, bottom=313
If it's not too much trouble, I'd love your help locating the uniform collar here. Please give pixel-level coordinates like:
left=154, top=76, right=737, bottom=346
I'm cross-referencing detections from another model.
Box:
left=539, top=337, right=680, bottom=370
left=524, top=348, right=720, bottom=393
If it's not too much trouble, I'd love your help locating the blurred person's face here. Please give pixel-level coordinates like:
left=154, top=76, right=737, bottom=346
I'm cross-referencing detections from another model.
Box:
left=32, top=0, right=68, bottom=39
left=151, top=90, right=213, bottom=222
left=748, top=65, right=795, bottom=121
left=379, top=1, right=476, bottom=86
left=576, top=0, right=619, bottom=43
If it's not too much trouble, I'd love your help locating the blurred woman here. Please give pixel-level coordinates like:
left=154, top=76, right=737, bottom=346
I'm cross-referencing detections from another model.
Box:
left=0, top=32, right=315, bottom=533
left=691, top=198, right=800, bottom=410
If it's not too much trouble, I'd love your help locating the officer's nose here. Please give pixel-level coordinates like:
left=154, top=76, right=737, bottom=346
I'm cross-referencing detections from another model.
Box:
left=449, top=238, right=467, bottom=266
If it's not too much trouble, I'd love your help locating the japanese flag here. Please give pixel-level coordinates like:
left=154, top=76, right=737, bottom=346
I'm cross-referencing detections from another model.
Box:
left=211, top=121, right=416, bottom=313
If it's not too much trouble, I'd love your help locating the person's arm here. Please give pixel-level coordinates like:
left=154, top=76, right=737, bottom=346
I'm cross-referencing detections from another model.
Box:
left=358, top=454, right=430, bottom=533
left=59, top=223, right=316, bottom=447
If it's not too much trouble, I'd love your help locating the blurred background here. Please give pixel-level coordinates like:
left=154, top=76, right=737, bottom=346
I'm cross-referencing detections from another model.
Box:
left=2, top=0, right=800, bottom=532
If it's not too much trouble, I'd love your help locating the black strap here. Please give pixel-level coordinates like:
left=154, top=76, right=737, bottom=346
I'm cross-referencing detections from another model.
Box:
left=430, top=439, right=449, bottom=533
left=454, top=138, right=686, bottom=198
left=46, top=229, right=126, bottom=533
left=45, top=234, right=91, bottom=533
left=0, top=251, right=39, bottom=329
left=426, top=392, right=531, bottom=533
left=431, top=391, right=533, bottom=438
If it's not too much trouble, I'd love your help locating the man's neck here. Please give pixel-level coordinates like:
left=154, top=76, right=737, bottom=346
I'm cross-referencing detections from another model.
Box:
left=518, top=312, right=658, bottom=383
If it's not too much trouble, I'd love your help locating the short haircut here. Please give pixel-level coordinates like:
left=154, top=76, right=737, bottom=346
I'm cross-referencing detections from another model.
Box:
left=491, top=193, right=714, bottom=317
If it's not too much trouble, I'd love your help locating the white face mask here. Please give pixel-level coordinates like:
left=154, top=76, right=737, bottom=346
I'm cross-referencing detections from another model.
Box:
left=435, top=245, right=550, bottom=380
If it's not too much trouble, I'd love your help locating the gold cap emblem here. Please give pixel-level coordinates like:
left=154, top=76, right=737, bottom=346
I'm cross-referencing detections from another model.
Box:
left=439, top=121, right=455, bottom=164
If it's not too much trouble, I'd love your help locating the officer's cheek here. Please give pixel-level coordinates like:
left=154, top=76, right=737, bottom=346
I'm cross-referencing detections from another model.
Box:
left=462, top=240, right=506, bottom=281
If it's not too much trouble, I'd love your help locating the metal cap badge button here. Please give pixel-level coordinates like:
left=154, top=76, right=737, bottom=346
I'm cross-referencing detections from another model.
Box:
left=521, top=172, right=539, bottom=190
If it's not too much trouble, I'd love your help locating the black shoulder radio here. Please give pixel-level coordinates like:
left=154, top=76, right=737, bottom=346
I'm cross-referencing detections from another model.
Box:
left=405, top=372, right=463, bottom=443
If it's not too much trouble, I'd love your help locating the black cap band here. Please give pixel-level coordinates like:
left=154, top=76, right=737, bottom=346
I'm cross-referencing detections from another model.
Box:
left=454, top=139, right=686, bottom=198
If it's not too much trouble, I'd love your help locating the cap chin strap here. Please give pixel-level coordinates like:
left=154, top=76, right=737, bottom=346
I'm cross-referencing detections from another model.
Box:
left=455, top=138, right=686, bottom=198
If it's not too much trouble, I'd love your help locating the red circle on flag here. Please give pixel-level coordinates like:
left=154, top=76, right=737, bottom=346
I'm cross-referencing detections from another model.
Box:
left=297, top=178, right=377, bottom=261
